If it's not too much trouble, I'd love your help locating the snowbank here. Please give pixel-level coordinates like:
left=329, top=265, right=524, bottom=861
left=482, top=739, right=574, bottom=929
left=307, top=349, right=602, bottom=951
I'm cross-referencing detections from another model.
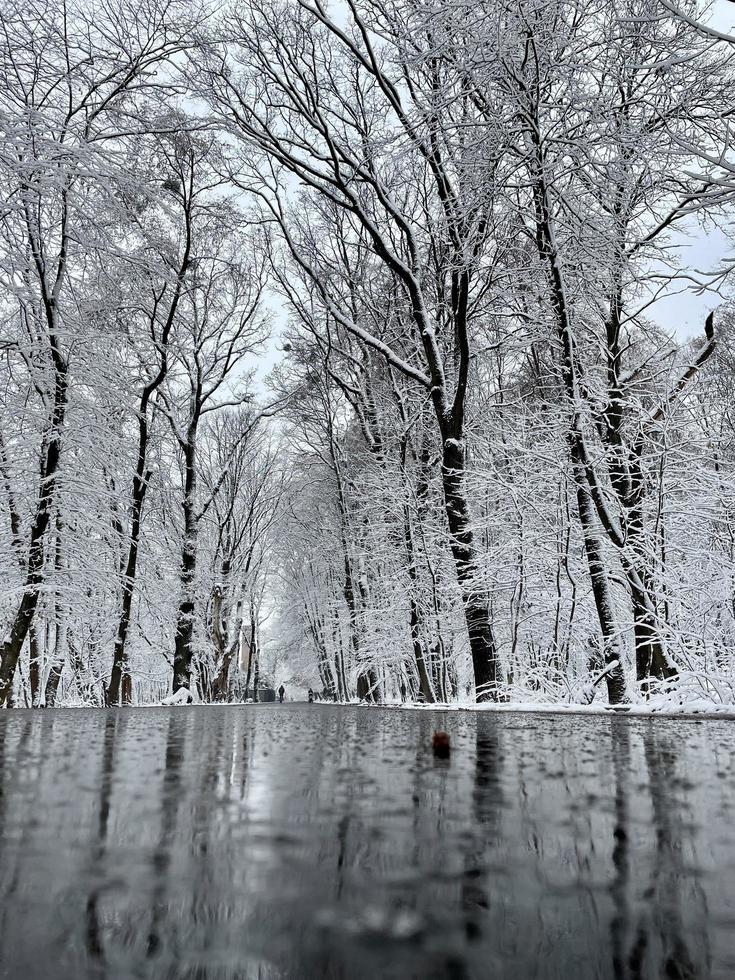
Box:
left=159, top=687, right=193, bottom=706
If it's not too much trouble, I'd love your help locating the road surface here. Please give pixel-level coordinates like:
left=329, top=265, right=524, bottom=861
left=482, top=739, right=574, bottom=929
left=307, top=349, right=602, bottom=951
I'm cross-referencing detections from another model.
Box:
left=0, top=703, right=733, bottom=978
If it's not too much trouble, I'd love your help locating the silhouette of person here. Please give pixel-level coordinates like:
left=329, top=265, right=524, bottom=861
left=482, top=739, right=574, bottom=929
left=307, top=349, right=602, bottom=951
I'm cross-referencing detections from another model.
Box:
left=278, top=684, right=285, bottom=703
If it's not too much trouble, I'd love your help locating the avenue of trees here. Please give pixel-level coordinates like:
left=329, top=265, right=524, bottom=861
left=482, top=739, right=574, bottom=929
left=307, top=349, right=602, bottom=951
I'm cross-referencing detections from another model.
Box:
left=2, top=0, right=735, bottom=707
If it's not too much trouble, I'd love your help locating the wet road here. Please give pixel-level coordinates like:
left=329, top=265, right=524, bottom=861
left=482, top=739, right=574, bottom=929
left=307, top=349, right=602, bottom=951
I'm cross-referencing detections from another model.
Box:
left=0, top=705, right=733, bottom=980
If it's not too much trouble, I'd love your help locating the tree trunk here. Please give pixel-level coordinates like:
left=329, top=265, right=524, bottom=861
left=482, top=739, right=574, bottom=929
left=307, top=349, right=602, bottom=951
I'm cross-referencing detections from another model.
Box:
left=210, top=586, right=227, bottom=701
left=212, top=638, right=238, bottom=702
left=339, top=546, right=361, bottom=694
left=531, top=145, right=629, bottom=705
left=623, top=556, right=673, bottom=685
left=44, top=513, right=66, bottom=707
left=397, top=430, right=435, bottom=703
left=105, top=466, right=148, bottom=705
left=571, top=451, right=628, bottom=705
left=403, top=503, right=435, bottom=703
left=441, top=435, right=502, bottom=701
left=44, top=656, right=64, bottom=707
left=172, top=433, right=198, bottom=693
left=623, top=464, right=674, bottom=687
left=105, top=226, right=186, bottom=704
left=29, top=622, right=42, bottom=708
left=331, top=605, right=347, bottom=700
left=308, top=607, right=335, bottom=698
left=365, top=668, right=380, bottom=703
left=121, top=672, right=133, bottom=705
left=243, top=605, right=256, bottom=699
left=0, top=365, right=67, bottom=706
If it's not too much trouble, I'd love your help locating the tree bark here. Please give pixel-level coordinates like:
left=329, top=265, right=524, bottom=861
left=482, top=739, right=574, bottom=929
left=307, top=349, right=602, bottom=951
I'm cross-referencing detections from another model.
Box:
left=0, top=364, right=67, bottom=706
left=243, top=604, right=255, bottom=699
left=210, top=584, right=225, bottom=699
left=29, top=623, right=42, bottom=708
left=402, top=499, right=435, bottom=703
left=571, top=452, right=628, bottom=704
left=252, top=654, right=260, bottom=702
left=172, top=431, right=198, bottom=693
left=441, top=435, right=502, bottom=701
left=43, top=513, right=66, bottom=707
left=105, top=460, right=149, bottom=706
left=212, top=635, right=238, bottom=702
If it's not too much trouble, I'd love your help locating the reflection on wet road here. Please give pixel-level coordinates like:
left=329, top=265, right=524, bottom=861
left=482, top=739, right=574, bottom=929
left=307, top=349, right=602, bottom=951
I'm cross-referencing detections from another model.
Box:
left=0, top=705, right=733, bottom=979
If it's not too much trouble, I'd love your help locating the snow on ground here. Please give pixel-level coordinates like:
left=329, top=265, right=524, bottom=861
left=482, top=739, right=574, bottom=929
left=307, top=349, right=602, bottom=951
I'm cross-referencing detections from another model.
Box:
left=393, top=700, right=735, bottom=719
left=159, top=687, right=193, bottom=706
left=343, top=674, right=735, bottom=718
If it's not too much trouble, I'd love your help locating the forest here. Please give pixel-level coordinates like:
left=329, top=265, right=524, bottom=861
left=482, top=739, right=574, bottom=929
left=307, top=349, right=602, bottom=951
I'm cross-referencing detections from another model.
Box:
left=1, top=0, right=735, bottom=711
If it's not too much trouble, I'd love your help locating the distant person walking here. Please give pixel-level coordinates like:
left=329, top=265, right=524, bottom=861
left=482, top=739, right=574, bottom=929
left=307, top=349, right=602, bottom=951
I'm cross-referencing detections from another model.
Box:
left=278, top=684, right=285, bottom=704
